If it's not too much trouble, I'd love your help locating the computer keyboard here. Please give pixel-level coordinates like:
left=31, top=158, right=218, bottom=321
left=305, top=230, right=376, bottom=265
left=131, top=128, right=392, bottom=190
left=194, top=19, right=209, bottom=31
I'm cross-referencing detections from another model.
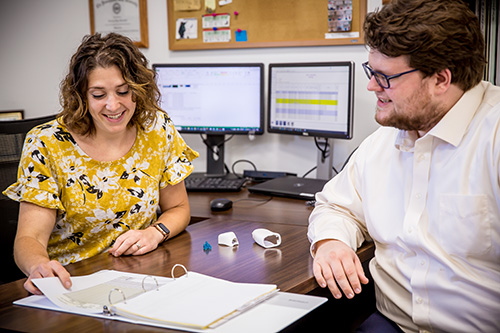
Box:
left=185, top=176, right=247, bottom=192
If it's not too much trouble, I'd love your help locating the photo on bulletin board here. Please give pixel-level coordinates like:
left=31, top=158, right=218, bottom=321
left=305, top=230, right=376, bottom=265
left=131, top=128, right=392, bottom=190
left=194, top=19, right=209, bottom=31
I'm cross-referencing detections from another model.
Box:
left=89, top=0, right=149, bottom=48
left=0, top=110, right=24, bottom=121
left=176, top=18, right=198, bottom=39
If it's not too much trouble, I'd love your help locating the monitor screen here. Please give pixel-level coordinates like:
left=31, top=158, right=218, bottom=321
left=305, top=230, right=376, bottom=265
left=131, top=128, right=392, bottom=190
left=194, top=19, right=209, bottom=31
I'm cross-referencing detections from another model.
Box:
left=153, top=63, right=264, bottom=135
left=268, top=62, right=354, bottom=139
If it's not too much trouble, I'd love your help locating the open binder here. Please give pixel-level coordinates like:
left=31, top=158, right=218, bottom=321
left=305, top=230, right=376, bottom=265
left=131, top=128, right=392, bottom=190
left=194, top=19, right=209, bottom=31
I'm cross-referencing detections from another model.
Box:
left=13, top=266, right=326, bottom=332
left=106, top=265, right=278, bottom=329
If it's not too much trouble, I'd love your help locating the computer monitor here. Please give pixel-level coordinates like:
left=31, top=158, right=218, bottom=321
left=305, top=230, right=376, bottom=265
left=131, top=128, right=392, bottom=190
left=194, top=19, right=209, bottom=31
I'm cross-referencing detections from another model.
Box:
left=153, top=63, right=264, bottom=176
left=268, top=61, right=354, bottom=179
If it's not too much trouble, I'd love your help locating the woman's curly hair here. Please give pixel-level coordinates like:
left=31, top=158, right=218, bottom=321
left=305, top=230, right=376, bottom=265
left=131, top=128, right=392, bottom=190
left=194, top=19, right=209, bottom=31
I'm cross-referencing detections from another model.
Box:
left=364, top=0, right=485, bottom=92
left=58, top=33, right=163, bottom=135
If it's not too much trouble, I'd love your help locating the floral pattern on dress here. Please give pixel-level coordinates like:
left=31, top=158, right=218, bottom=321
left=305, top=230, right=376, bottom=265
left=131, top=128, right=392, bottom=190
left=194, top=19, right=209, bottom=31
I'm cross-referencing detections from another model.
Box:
left=3, top=111, right=198, bottom=265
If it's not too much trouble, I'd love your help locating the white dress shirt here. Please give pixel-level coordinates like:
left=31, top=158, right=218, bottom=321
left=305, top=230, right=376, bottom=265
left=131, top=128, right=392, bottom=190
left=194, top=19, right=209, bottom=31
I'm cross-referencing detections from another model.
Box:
left=308, top=81, right=500, bottom=332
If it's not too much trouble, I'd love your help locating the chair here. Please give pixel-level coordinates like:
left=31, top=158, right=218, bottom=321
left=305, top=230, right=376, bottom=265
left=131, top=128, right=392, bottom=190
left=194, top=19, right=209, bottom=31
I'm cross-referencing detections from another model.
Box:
left=0, top=114, right=57, bottom=284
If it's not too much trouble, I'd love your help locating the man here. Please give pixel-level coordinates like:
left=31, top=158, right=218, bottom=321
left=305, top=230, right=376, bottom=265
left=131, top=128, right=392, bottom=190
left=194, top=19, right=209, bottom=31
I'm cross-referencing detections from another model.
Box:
left=308, top=0, right=500, bottom=332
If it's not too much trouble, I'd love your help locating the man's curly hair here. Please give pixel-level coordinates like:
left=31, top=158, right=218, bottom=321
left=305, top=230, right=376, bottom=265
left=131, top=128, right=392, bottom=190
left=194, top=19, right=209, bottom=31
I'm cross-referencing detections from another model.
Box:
left=364, top=0, right=485, bottom=91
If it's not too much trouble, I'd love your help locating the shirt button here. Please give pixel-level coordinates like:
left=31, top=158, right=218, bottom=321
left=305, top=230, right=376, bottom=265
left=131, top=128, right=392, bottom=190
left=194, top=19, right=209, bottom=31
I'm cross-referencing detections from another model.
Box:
left=420, top=260, right=425, bottom=266
left=418, top=154, right=425, bottom=161
left=417, top=297, right=423, bottom=304
left=416, top=193, right=422, bottom=199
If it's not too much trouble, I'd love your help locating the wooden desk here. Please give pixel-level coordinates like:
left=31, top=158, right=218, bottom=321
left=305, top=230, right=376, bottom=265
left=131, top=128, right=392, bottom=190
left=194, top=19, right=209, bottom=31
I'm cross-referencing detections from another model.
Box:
left=188, top=188, right=315, bottom=226
left=0, top=189, right=375, bottom=332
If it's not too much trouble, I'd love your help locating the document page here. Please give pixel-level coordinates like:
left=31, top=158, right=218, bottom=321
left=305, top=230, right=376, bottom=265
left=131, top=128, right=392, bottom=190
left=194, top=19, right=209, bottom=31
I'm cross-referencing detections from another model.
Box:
left=112, top=272, right=277, bottom=329
left=32, top=270, right=170, bottom=314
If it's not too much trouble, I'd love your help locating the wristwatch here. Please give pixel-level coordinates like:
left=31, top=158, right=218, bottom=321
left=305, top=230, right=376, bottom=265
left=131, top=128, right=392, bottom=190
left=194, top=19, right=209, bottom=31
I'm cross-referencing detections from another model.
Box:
left=153, top=223, right=170, bottom=243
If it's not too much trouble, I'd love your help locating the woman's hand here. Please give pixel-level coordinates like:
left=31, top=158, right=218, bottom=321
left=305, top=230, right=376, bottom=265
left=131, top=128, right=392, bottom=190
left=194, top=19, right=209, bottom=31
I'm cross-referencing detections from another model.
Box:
left=15, top=202, right=70, bottom=295
left=24, top=260, right=72, bottom=295
left=109, top=181, right=191, bottom=257
left=109, top=227, right=162, bottom=257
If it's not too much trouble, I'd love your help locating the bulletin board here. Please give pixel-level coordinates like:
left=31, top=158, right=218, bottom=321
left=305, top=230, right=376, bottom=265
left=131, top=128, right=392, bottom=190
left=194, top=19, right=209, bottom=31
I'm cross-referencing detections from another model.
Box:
left=167, top=0, right=367, bottom=51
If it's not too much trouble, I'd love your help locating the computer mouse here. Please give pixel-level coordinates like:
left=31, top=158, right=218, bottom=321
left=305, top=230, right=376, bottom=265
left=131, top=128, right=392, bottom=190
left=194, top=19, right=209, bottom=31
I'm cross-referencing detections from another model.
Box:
left=210, top=198, right=233, bottom=212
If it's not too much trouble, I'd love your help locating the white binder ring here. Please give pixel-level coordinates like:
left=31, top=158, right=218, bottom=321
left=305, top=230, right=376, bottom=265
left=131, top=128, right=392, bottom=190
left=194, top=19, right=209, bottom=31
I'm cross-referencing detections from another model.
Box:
left=171, top=264, right=188, bottom=280
left=141, top=275, right=160, bottom=291
left=108, top=287, right=127, bottom=306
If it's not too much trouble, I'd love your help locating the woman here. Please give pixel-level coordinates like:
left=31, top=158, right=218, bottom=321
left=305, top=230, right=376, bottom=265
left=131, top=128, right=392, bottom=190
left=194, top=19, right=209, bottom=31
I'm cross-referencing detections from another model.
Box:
left=3, top=33, right=198, bottom=294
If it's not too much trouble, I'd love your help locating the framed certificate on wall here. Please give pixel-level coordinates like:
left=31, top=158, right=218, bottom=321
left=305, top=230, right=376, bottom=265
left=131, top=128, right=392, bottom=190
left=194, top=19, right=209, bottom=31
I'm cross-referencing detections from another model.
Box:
left=89, top=0, right=149, bottom=48
left=0, top=110, right=24, bottom=121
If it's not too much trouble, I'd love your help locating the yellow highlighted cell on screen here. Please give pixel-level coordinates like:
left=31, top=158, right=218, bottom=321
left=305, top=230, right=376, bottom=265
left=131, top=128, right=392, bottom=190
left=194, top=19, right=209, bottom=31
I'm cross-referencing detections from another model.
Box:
left=276, top=98, right=338, bottom=105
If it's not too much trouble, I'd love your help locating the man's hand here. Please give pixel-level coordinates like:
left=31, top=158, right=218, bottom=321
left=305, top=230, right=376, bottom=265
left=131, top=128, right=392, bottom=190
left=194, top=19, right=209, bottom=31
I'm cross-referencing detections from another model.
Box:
left=313, top=239, right=369, bottom=299
left=25, top=260, right=72, bottom=295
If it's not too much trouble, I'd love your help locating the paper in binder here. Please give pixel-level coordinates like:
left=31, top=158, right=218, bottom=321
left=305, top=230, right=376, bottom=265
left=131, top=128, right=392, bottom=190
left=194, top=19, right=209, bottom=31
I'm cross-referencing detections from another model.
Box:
left=16, top=266, right=282, bottom=331
left=108, top=268, right=279, bottom=329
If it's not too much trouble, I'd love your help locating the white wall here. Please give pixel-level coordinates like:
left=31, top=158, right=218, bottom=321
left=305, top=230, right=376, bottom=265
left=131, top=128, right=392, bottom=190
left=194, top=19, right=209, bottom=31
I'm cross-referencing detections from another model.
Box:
left=0, top=0, right=381, bottom=177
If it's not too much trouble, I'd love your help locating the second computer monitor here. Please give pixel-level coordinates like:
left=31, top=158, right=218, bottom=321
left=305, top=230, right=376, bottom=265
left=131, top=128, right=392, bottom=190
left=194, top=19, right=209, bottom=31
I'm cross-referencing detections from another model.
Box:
left=268, top=61, right=354, bottom=139
left=268, top=62, right=354, bottom=179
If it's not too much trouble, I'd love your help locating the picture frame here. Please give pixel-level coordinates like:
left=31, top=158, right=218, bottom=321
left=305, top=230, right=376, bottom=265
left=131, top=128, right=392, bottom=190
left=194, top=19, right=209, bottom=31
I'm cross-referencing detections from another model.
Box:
left=89, top=0, right=149, bottom=48
left=0, top=110, right=24, bottom=121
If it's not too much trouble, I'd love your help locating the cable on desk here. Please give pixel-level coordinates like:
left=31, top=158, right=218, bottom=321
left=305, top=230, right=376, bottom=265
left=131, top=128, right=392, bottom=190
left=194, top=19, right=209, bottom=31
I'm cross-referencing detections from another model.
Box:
left=231, top=159, right=257, bottom=179
left=301, top=165, right=317, bottom=178
left=233, top=196, right=273, bottom=206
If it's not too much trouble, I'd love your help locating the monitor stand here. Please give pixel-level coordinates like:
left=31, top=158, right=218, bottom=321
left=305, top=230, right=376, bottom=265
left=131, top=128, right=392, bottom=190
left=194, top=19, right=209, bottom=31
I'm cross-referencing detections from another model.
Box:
left=205, top=134, right=226, bottom=177
left=316, top=138, right=333, bottom=180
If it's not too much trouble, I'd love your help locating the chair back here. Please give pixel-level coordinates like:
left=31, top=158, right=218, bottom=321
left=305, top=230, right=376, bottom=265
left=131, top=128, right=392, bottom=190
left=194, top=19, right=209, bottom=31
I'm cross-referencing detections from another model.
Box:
left=0, top=114, right=56, bottom=284
left=0, top=114, right=57, bottom=195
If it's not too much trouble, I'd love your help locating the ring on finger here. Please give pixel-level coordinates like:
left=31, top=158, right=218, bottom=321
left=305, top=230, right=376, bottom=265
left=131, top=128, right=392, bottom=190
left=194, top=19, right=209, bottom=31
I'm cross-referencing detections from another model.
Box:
left=136, top=243, right=141, bottom=249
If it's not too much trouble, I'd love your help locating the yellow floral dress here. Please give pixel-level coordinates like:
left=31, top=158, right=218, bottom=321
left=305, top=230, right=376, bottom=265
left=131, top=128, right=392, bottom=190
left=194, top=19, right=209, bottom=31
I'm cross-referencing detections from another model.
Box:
left=3, top=111, right=198, bottom=265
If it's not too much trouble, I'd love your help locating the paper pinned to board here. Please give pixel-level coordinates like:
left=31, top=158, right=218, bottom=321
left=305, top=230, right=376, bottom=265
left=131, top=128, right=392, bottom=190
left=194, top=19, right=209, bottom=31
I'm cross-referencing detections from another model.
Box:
left=173, top=0, right=202, bottom=11
left=202, top=13, right=230, bottom=29
left=176, top=18, right=198, bottom=39
left=205, top=0, right=216, bottom=13
left=327, top=0, right=353, bottom=32
left=203, top=28, right=231, bottom=43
